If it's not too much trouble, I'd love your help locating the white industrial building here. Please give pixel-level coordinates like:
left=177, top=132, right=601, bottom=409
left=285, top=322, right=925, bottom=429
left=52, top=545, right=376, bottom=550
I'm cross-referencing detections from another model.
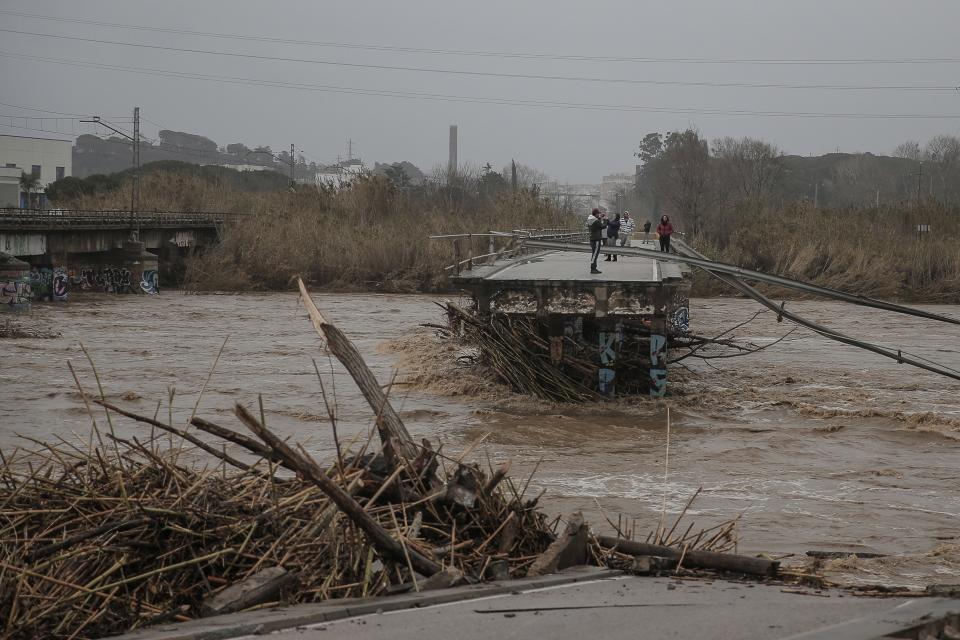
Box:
left=315, top=159, right=367, bottom=189
left=0, top=134, right=73, bottom=207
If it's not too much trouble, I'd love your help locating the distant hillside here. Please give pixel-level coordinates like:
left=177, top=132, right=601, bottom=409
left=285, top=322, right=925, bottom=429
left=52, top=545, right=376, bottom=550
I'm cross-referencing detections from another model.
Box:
left=72, top=132, right=318, bottom=181
left=47, top=160, right=290, bottom=204
left=777, top=153, right=929, bottom=207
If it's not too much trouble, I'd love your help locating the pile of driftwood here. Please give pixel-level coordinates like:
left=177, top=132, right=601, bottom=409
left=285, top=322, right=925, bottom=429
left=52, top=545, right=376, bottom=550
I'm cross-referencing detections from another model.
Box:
left=0, top=279, right=779, bottom=640
left=443, top=302, right=600, bottom=402
left=443, top=303, right=793, bottom=401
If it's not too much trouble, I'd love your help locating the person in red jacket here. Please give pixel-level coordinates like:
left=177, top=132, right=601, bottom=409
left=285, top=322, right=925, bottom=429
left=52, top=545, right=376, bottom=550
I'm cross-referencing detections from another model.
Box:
left=656, top=214, right=674, bottom=253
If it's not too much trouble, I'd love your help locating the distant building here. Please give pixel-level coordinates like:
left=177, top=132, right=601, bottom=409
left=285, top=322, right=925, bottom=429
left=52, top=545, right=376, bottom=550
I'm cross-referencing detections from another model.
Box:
left=0, top=167, right=19, bottom=207
left=315, top=159, right=367, bottom=189
left=0, top=134, right=73, bottom=207
left=599, top=172, right=635, bottom=212
left=220, top=163, right=279, bottom=173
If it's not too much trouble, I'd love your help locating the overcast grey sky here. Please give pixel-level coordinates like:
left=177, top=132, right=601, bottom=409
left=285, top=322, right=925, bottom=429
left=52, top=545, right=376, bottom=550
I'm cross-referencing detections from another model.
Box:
left=2, top=0, right=959, bottom=182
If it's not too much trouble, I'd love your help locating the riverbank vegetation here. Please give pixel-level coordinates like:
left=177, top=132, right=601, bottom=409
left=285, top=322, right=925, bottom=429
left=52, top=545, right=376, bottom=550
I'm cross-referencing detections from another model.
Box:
left=632, top=130, right=960, bottom=302
left=54, top=166, right=571, bottom=292
left=50, top=157, right=960, bottom=301
left=688, top=201, right=960, bottom=302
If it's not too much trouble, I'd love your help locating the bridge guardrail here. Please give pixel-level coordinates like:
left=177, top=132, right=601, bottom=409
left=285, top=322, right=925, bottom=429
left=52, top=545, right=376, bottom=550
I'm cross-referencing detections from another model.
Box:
left=0, top=208, right=250, bottom=230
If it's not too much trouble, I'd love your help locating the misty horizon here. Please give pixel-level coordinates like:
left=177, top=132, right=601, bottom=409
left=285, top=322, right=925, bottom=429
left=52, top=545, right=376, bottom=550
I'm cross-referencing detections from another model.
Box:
left=1, top=1, right=959, bottom=183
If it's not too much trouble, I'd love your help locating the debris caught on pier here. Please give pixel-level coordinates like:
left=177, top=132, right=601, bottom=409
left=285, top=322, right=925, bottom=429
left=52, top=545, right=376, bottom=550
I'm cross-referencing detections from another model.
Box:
left=443, top=302, right=794, bottom=402
left=0, top=278, right=773, bottom=640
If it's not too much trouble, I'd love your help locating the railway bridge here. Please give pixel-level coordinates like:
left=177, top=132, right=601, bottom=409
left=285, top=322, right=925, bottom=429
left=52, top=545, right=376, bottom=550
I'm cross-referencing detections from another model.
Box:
left=0, top=208, right=241, bottom=307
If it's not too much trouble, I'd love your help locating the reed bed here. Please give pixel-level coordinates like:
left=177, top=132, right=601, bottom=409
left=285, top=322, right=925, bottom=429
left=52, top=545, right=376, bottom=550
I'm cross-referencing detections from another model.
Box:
left=57, top=170, right=573, bottom=292
left=693, top=201, right=960, bottom=302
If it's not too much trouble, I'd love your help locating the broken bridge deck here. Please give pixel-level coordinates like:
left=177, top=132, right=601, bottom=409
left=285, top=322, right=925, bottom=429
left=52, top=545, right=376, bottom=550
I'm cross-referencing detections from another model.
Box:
left=449, top=237, right=691, bottom=396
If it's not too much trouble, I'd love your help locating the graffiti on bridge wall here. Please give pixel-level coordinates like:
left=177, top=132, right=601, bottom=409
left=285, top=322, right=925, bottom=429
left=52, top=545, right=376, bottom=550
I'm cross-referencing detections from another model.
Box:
left=0, top=279, right=31, bottom=310
left=72, top=267, right=134, bottom=294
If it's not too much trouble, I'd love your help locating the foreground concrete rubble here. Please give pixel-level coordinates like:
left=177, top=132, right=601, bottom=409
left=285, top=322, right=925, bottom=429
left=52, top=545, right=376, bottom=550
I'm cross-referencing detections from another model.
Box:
left=110, top=567, right=959, bottom=640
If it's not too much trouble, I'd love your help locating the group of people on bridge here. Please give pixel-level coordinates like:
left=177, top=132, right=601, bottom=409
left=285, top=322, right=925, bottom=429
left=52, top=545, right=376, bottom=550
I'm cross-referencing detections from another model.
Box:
left=585, top=209, right=673, bottom=274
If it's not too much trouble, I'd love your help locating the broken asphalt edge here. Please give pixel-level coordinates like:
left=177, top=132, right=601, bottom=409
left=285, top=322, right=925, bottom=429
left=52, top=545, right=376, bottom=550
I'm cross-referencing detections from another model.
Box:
left=106, top=566, right=620, bottom=640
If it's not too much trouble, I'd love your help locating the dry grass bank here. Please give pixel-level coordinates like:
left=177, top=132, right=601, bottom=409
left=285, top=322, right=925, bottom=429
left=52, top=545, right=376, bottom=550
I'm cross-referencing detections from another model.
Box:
left=60, top=172, right=960, bottom=300
left=690, top=202, right=960, bottom=302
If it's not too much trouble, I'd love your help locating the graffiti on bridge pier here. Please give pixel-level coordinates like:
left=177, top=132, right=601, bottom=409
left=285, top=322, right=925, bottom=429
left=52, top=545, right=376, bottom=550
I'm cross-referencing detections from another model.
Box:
left=140, top=269, right=159, bottom=295
left=0, top=279, right=31, bottom=310
left=53, top=269, right=68, bottom=301
left=598, top=325, right=623, bottom=395
left=649, top=333, right=668, bottom=398
left=28, top=268, right=68, bottom=302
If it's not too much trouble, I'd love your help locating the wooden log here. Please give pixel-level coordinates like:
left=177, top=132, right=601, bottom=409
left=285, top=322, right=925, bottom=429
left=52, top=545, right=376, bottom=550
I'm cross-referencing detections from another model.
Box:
left=234, top=403, right=442, bottom=577
left=596, top=535, right=778, bottom=577
left=297, top=278, right=417, bottom=460
left=200, top=567, right=298, bottom=617
left=527, top=512, right=588, bottom=576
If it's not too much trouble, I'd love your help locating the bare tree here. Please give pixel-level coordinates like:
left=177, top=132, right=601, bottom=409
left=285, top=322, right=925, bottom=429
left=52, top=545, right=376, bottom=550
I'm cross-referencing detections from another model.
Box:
left=892, top=140, right=923, bottom=161
left=712, top=137, right=784, bottom=203
left=501, top=162, right=550, bottom=189
left=924, top=135, right=960, bottom=200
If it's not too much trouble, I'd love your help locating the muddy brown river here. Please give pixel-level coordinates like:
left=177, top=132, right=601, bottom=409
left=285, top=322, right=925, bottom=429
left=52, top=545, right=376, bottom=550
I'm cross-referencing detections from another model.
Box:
left=3, top=293, right=959, bottom=587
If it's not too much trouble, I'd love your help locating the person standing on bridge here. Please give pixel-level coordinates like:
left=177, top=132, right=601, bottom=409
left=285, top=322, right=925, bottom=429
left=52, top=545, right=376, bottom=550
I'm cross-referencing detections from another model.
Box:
left=604, top=213, right=621, bottom=262
left=656, top=214, right=674, bottom=253
left=619, top=211, right=636, bottom=248
left=586, top=208, right=607, bottom=274
left=643, top=219, right=652, bottom=240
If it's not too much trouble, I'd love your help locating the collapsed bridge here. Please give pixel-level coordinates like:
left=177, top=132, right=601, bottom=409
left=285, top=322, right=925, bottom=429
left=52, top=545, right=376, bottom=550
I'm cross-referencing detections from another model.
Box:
left=437, top=229, right=960, bottom=399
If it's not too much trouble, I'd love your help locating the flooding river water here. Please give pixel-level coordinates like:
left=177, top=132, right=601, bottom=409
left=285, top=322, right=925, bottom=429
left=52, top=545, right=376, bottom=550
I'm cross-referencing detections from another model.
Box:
left=3, top=292, right=959, bottom=587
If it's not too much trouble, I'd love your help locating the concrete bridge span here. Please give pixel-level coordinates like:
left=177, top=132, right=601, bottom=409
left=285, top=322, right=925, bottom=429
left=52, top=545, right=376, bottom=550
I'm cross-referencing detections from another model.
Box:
left=1, top=208, right=242, bottom=308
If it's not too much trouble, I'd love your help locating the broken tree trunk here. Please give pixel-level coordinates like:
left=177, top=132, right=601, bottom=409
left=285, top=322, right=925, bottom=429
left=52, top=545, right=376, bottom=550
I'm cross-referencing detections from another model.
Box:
left=234, top=403, right=442, bottom=577
left=596, top=535, right=778, bottom=577
left=200, top=567, right=298, bottom=617
left=527, top=512, right=589, bottom=576
left=297, top=277, right=417, bottom=460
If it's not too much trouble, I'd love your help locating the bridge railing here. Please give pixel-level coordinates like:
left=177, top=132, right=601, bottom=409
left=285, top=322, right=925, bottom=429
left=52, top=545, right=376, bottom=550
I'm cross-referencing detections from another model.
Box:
left=0, top=208, right=250, bottom=229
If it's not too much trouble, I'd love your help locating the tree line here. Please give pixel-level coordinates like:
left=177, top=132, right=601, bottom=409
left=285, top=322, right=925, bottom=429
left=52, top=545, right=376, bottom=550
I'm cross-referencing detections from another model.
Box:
left=632, top=129, right=960, bottom=236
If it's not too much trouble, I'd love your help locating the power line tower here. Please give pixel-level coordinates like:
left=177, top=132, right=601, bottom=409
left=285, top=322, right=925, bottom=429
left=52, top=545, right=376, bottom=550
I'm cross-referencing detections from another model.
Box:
left=132, top=106, right=140, bottom=237
left=290, top=142, right=295, bottom=188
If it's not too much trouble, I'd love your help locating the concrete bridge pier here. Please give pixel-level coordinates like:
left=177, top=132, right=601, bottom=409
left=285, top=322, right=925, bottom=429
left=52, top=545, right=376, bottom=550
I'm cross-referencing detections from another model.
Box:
left=124, top=241, right=159, bottom=294
left=0, top=252, right=32, bottom=312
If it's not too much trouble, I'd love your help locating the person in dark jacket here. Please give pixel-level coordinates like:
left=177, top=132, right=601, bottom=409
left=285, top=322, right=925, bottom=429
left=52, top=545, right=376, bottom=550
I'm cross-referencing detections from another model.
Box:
left=604, top=213, right=621, bottom=261
left=643, top=219, right=652, bottom=239
left=656, top=214, right=674, bottom=252
left=586, top=208, right=607, bottom=274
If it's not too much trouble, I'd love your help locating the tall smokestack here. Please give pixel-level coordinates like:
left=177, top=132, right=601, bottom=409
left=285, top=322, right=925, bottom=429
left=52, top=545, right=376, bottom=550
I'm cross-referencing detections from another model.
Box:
left=448, top=125, right=458, bottom=178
